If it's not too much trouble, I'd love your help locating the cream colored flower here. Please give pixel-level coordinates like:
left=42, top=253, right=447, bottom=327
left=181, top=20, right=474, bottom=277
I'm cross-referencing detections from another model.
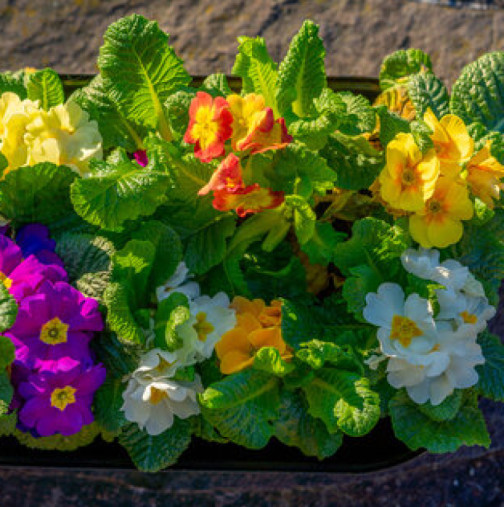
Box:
left=25, top=100, right=102, bottom=176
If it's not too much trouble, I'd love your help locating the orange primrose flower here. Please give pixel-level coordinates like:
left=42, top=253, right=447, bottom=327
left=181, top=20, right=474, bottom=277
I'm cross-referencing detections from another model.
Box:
left=198, top=153, right=244, bottom=196
left=227, top=93, right=292, bottom=154
left=184, top=91, right=233, bottom=162
left=215, top=297, right=291, bottom=375
left=466, top=141, right=504, bottom=209
left=409, top=176, right=474, bottom=248
left=212, top=183, right=284, bottom=217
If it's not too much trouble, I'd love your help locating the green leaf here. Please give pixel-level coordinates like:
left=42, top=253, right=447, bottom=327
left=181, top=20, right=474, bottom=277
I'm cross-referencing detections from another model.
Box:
left=375, top=106, right=410, bottom=147
left=131, top=220, right=182, bottom=288
left=154, top=292, right=190, bottom=351
left=450, top=52, right=504, bottom=132
left=0, top=335, right=15, bottom=369
left=334, top=217, right=410, bottom=277
left=94, top=377, right=127, bottom=433
left=90, top=331, right=139, bottom=378
left=0, top=412, right=16, bottom=436
left=337, top=92, right=377, bottom=135
left=164, top=88, right=194, bottom=140
left=275, top=389, right=343, bottom=460
left=25, top=68, right=64, bottom=110
left=98, top=14, right=191, bottom=140
left=119, top=418, right=192, bottom=472
left=296, top=340, right=361, bottom=373
left=71, top=154, right=171, bottom=231
left=417, top=390, right=464, bottom=422
left=389, top=390, right=490, bottom=452
left=200, top=369, right=279, bottom=448
left=71, top=75, right=145, bottom=151
left=303, top=368, right=380, bottom=436
left=0, top=285, right=17, bottom=334
left=276, top=20, right=326, bottom=117
left=0, top=71, right=27, bottom=98
left=0, top=163, right=77, bottom=226
left=253, top=347, right=295, bottom=377
left=379, top=49, right=433, bottom=91
left=476, top=331, right=504, bottom=401
left=321, top=133, right=384, bottom=191
left=407, top=71, right=449, bottom=119
left=301, top=222, right=346, bottom=266
left=200, top=73, right=232, bottom=97
left=285, top=195, right=316, bottom=245
left=0, top=372, right=13, bottom=415
left=343, top=264, right=382, bottom=319
left=55, top=233, right=114, bottom=303
left=185, top=215, right=236, bottom=275
left=232, top=36, right=278, bottom=113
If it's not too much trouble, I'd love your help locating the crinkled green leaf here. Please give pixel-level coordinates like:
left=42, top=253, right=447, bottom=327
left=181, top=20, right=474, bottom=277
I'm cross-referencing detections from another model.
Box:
left=375, top=106, right=410, bottom=146
left=296, top=339, right=361, bottom=373
left=94, top=377, right=128, bottom=433
left=253, top=347, right=295, bottom=377
left=450, top=52, right=504, bottom=132
left=417, top=390, right=464, bottom=422
left=71, top=153, right=171, bottom=231
left=154, top=292, right=190, bottom=351
left=0, top=71, right=27, bottom=98
left=200, top=369, right=279, bottom=448
left=71, top=75, right=145, bottom=151
left=389, top=390, right=490, bottom=452
left=232, top=36, right=278, bottom=112
left=164, top=88, right=194, bottom=140
left=408, top=71, right=449, bottom=119
left=285, top=195, right=316, bottom=245
left=0, top=284, right=17, bottom=334
left=276, top=20, right=326, bottom=117
left=321, top=133, right=384, bottom=191
left=301, top=222, right=346, bottom=266
left=119, top=419, right=192, bottom=472
left=98, top=14, right=191, bottom=139
left=343, top=264, right=382, bottom=319
left=26, top=68, right=64, bottom=110
left=200, top=73, right=232, bottom=97
left=303, top=368, right=380, bottom=436
left=0, top=372, right=13, bottom=416
left=0, top=335, right=15, bottom=369
left=0, top=163, right=77, bottom=226
left=90, top=331, right=139, bottom=378
left=476, top=331, right=504, bottom=402
left=275, top=389, right=343, bottom=460
left=379, top=49, right=433, bottom=91
left=337, top=92, right=377, bottom=135
left=55, top=232, right=114, bottom=303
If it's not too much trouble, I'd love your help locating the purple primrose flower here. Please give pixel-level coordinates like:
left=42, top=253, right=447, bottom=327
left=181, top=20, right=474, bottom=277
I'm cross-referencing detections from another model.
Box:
left=16, top=224, right=64, bottom=267
left=133, top=149, right=148, bottom=167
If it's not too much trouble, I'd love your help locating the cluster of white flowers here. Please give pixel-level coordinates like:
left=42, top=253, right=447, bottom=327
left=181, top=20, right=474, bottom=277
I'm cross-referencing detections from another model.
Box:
left=121, top=262, right=236, bottom=435
left=363, top=248, right=494, bottom=406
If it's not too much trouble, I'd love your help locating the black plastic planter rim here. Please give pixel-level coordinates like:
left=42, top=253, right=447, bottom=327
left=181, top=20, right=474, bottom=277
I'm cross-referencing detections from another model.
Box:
left=0, top=75, right=425, bottom=473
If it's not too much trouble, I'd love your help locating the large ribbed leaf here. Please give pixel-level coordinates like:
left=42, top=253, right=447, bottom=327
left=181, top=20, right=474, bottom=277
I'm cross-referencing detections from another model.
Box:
left=232, top=36, right=278, bottom=113
left=25, top=68, right=64, bottom=110
left=450, top=52, right=504, bottom=132
left=0, top=163, right=77, bottom=226
left=276, top=20, right=326, bottom=117
left=98, top=14, right=191, bottom=139
left=476, top=331, right=504, bottom=402
left=200, top=370, right=279, bottom=448
left=379, top=49, right=433, bottom=91
left=71, top=75, right=145, bottom=151
left=303, top=368, right=380, bottom=436
left=389, top=390, right=490, bottom=453
left=407, top=71, right=449, bottom=119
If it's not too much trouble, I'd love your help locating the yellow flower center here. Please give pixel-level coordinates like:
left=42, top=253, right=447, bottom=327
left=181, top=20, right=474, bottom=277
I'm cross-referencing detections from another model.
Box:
left=149, top=387, right=167, bottom=405
left=401, top=167, right=416, bottom=185
left=390, top=315, right=423, bottom=347
left=460, top=311, right=478, bottom=324
left=428, top=199, right=442, bottom=214
left=40, top=317, right=69, bottom=345
left=50, top=386, right=77, bottom=411
left=193, top=312, right=215, bottom=342
left=191, top=106, right=218, bottom=150
left=0, top=271, right=12, bottom=289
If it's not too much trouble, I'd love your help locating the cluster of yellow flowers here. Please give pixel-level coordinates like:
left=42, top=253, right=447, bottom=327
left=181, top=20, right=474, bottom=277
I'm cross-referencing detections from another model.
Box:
left=0, top=92, right=102, bottom=177
left=373, top=109, right=504, bottom=248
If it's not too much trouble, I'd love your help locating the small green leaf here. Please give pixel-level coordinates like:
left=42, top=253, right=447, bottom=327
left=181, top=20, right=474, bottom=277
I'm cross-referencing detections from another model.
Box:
left=476, top=331, right=504, bottom=401
left=26, top=68, right=64, bottom=110
left=0, top=71, right=27, bottom=98
left=253, top=347, right=295, bottom=377
left=154, top=292, right=190, bottom=351
left=0, top=286, right=17, bottom=334
left=379, top=49, right=433, bottom=90
left=296, top=340, right=361, bottom=373
left=200, top=73, right=232, bottom=97
left=94, top=377, right=127, bottom=433
left=0, top=335, right=15, bottom=369
left=285, top=195, right=316, bottom=245
left=301, top=222, right=346, bottom=266
left=417, top=390, right=464, bottom=422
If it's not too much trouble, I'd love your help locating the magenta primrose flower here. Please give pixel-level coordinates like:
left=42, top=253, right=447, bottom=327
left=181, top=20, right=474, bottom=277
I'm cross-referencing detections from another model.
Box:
left=7, top=281, right=104, bottom=371
left=133, top=149, right=148, bottom=167
left=0, top=235, right=66, bottom=301
left=17, top=363, right=106, bottom=437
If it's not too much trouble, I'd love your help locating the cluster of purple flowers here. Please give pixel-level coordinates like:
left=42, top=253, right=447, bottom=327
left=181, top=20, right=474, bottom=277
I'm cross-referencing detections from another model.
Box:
left=3, top=225, right=106, bottom=437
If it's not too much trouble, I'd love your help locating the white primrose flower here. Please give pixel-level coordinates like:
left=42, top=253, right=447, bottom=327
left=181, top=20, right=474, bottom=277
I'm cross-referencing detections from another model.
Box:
left=121, top=374, right=203, bottom=436
left=156, top=262, right=201, bottom=303
left=131, top=348, right=181, bottom=384
left=363, top=282, right=485, bottom=406
left=176, top=292, right=237, bottom=365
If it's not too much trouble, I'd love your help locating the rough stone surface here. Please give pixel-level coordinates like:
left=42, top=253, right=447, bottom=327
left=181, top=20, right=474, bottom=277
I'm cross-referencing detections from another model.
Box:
left=0, top=0, right=504, bottom=86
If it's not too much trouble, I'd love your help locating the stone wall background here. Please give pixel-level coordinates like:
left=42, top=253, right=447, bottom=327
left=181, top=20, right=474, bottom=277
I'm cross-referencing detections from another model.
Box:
left=0, top=0, right=504, bottom=85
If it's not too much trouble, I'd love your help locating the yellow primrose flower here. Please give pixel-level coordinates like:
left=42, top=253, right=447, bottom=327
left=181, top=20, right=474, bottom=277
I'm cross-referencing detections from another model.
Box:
left=423, top=109, right=474, bottom=177
left=215, top=297, right=292, bottom=375
left=25, top=101, right=103, bottom=176
left=0, top=92, right=38, bottom=173
left=379, top=132, right=439, bottom=212
left=409, top=176, right=474, bottom=248
left=466, top=141, right=504, bottom=209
